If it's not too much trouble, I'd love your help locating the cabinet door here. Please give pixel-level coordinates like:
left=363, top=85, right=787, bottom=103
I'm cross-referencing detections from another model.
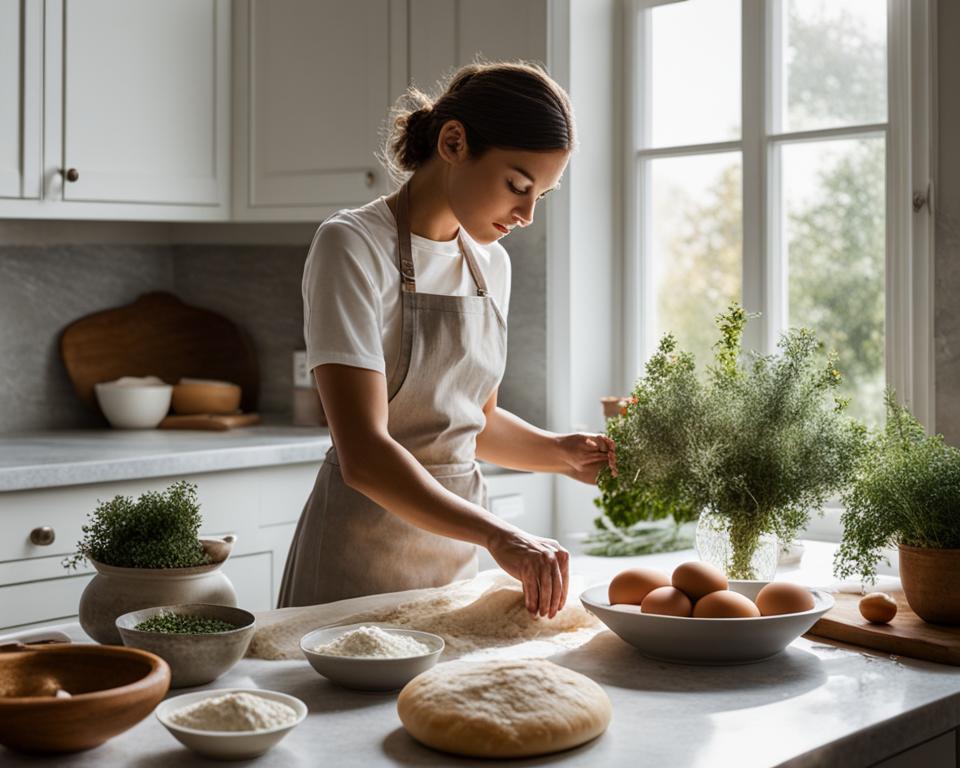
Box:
left=58, top=0, right=229, bottom=206
left=0, top=0, right=42, bottom=199
left=234, top=0, right=394, bottom=217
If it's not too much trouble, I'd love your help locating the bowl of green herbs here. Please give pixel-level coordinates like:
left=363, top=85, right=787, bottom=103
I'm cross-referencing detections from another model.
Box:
left=116, top=604, right=255, bottom=688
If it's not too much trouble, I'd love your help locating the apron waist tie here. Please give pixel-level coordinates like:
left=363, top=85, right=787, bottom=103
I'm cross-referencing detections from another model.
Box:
left=323, top=445, right=478, bottom=479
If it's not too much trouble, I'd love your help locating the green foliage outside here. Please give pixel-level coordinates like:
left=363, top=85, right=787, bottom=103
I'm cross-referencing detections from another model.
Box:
left=63, top=480, right=210, bottom=570
left=602, top=305, right=866, bottom=579
left=834, top=393, right=960, bottom=584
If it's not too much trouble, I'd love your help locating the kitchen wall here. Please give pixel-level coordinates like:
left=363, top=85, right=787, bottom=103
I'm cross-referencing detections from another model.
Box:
left=0, top=219, right=548, bottom=433
left=935, top=0, right=960, bottom=447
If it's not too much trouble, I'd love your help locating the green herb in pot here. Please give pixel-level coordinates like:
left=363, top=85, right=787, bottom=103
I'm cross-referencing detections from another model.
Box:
left=62, top=480, right=210, bottom=570
left=135, top=614, right=238, bottom=634
left=834, top=391, right=960, bottom=583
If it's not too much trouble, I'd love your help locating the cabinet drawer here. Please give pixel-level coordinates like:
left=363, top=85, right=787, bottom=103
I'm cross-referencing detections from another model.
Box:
left=0, top=572, right=93, bottom=631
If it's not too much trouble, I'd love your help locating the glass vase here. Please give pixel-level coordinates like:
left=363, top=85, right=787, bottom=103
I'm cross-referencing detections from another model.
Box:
left=694, top=510, right=779, bottom=580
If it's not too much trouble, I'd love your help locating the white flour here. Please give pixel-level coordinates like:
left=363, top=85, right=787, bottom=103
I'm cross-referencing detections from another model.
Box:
left=168, top=692, right=297, bottom=732
left=249, top=571, right=602, bottom=661
left=314, top=625, right=432, bottom=658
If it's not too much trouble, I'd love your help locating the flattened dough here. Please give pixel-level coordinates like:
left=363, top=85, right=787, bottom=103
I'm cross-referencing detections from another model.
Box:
left=397, top=659, right=612, bottom=758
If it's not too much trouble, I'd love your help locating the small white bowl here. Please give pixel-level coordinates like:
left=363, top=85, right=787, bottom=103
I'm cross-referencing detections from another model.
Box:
left=581, top=580, right=834, bottom=665
left=300, top=623, right=444, bottom=691
left=94, top=376, right=172, bottom=429
left=155, top=688, right=307, bottom=760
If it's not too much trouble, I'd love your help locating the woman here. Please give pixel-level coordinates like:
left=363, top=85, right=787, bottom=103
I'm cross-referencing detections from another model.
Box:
left=279, top=62, right=616, bottom=619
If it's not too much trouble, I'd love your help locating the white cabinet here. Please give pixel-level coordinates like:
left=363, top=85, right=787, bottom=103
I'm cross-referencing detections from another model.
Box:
left=0, top=0, right=42, bottom=200
left=0, top=464, right=317, bottom=632
left=231, top=0, right=406, bottom=220
left=0, top=0, right=231, bottom=220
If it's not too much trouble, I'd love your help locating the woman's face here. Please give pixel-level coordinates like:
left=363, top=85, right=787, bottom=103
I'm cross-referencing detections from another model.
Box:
left=439, top=122, right=570, bottom=245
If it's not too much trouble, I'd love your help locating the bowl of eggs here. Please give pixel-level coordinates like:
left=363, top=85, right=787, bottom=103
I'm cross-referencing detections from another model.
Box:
left=580, top=561, right=833, bottom=665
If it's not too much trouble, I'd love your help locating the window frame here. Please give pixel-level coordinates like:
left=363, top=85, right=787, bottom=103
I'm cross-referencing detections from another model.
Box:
left=621, top=0, right=936, bottom=543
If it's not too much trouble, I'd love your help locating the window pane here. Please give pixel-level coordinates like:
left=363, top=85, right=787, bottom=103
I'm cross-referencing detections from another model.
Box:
left=782, top=137, right=885, bottom=426
left=648, top=153, right=743, bottom=369
left=649, top=0, right=741, bottom=148
left=777, top=0, right=887, bottom=132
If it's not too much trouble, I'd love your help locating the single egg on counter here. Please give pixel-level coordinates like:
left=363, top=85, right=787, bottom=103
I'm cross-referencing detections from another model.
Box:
left=640, top=586, right=693, bottom=617
left=755, top=582, right=815, bottom=616
left=859, top=592, right=898, bottom=624
left=692, top=590, right=761, bottom=618
left=671, top=561, right=728, bottom=602
left=608, top=567, right=671, bottom=606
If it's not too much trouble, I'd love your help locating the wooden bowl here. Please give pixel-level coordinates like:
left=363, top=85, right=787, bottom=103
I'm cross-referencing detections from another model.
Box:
left=171, top=378, right=242, bottom=415
left=0, top=643, right=170, bottom=753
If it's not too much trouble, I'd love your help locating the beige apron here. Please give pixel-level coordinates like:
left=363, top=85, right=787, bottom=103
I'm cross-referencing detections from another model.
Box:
left=277, top=183, right=508, bottom=607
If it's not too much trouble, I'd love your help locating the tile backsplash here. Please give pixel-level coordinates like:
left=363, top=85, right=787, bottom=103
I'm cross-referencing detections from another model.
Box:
left=0, top=223, right=547, bottom=433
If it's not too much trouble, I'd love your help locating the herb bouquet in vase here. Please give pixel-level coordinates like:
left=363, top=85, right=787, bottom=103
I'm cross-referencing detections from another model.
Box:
left=608, top=305, right=866, bottom=579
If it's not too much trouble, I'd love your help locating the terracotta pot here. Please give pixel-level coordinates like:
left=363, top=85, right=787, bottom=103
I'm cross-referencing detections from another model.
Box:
left=600, top=396, right=629, bottom=421
left=78, top=537, right=238, bottom=645
left=898, top=544, right=960, bottom=625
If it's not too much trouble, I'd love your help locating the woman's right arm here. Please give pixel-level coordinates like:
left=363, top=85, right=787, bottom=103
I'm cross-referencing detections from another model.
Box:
left=315, top=363, right=570, bottom=618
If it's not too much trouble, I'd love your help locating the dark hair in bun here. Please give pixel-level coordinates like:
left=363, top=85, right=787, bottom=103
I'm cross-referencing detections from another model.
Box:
left=381, top=60, right=576, bottom=186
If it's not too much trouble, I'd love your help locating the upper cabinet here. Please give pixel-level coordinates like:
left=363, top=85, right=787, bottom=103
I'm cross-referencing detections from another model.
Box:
left=231, top=0, right=406, bottom=221
left=0, top=0, right=42, bottom=200
left=0, top=0, right=231, bottom=221
left=0, top=0, right=547, bottom=222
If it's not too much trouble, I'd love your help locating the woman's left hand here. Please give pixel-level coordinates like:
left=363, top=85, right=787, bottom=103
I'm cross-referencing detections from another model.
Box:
left=556, top=433, right=617, bottom=484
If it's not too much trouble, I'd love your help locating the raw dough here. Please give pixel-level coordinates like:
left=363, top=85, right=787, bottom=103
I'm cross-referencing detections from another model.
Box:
left=397, top=659, right=612, bottom=758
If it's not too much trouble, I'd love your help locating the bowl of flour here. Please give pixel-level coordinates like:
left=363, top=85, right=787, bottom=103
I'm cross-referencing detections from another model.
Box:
left=300, top=623, right=444, bottom=691
left=155, top=688, right=306, bottom=759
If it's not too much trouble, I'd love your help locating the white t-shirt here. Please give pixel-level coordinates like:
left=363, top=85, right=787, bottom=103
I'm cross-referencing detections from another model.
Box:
left=302, top=196, right=511, bottom=376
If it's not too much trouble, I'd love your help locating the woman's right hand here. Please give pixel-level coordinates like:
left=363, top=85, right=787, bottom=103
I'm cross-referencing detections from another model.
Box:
left=485, top=528, right=570, bottom=619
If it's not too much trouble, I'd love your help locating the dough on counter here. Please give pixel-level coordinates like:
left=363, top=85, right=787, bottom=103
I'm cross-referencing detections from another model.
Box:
left=397, top=659, right=612, bottom=758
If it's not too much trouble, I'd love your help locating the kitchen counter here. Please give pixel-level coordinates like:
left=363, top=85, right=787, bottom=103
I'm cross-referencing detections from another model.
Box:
left=0, top=424, right=521, bottom=492
left=2, top=542, right=958, bottom=767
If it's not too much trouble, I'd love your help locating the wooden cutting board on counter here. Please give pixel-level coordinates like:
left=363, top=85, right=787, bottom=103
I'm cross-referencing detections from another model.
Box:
left=61, top=291, right=259, bottom=413
left=806, top=591, right=960, bottom=666
left=159, top=413, right=261, bottom=431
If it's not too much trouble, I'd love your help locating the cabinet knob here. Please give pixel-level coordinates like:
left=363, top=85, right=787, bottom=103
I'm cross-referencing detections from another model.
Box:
left=365, top=170, right=375, bottom=187
left=61, top=168, right=79, bottom=183
left=30, top=526, right=56, bottom=546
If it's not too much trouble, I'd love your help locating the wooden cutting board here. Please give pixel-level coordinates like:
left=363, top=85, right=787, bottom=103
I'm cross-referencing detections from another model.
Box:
left=806, top=591, right=960, bottom=666
left=158, top=413, right=261, bottom=431
left=61, top=292, right=259, bottom=413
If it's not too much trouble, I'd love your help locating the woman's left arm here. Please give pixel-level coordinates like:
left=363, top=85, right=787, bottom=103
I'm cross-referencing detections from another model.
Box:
left=475, top=389, right=617, bottom=484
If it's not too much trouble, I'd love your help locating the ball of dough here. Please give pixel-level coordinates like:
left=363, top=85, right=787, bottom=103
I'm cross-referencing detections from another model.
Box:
left=397, top=659, right=612, bottom=758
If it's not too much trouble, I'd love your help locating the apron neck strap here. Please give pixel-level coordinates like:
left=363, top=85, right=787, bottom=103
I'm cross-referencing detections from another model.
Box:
left=395, top=181, right=489, bottom=297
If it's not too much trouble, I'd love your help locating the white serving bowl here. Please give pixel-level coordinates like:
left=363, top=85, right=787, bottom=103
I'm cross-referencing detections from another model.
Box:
left=300, top=623, right=444, bottom=691
left=155, top=688, right=307, bottom=760
left=581, top=580, right=834, bottom=665
left=94, top=376, right=172, bottom=429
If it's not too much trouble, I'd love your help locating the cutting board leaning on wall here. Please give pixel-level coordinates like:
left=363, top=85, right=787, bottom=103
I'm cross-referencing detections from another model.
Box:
left=60, top=291, right=260, bottom=414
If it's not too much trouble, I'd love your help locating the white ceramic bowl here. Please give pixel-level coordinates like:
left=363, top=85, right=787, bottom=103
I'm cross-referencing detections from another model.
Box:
left=155, top=688, right=307, bottom=760
left=581, top=580, right=834, bottom=665
left=299, top=623, right=444, bottom=691
left=94, top=377, right=172, bottom=429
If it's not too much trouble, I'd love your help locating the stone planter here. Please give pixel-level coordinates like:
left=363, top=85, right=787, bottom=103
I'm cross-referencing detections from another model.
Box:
left=695, top=510, right=779, bottom=580
left=78, top=536, right=238, bottom=645
left=898, top=544, right=960, bottom=625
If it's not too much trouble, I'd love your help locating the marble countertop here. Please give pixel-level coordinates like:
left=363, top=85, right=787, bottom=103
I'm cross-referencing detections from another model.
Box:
left=0, top=423, right=333, bottom=491
left=2, top=543, right=958, bottom=767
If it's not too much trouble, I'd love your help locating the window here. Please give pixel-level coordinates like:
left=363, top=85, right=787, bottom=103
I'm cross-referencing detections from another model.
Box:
left=623, top=0, right=931, bottom=432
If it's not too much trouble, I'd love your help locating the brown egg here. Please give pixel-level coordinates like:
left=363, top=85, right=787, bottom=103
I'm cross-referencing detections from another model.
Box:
left=640, top=586, right=693, bottom=617
left=671, top=561, right=728, bottom=601
left=756, top=582, right=815, bottom=616
left=608, top=567, right=671, bottom=606
left=693, top=590, right=761, bottom=618
left=859, top=592, right=898, bottom=624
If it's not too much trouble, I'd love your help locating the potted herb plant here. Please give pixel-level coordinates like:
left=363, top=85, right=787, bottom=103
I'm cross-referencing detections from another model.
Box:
left=63, top=480, right=237, bottom=644
left=834, top=393, right=960, bottom=624
left=608, top=305, right=865, bottom=579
